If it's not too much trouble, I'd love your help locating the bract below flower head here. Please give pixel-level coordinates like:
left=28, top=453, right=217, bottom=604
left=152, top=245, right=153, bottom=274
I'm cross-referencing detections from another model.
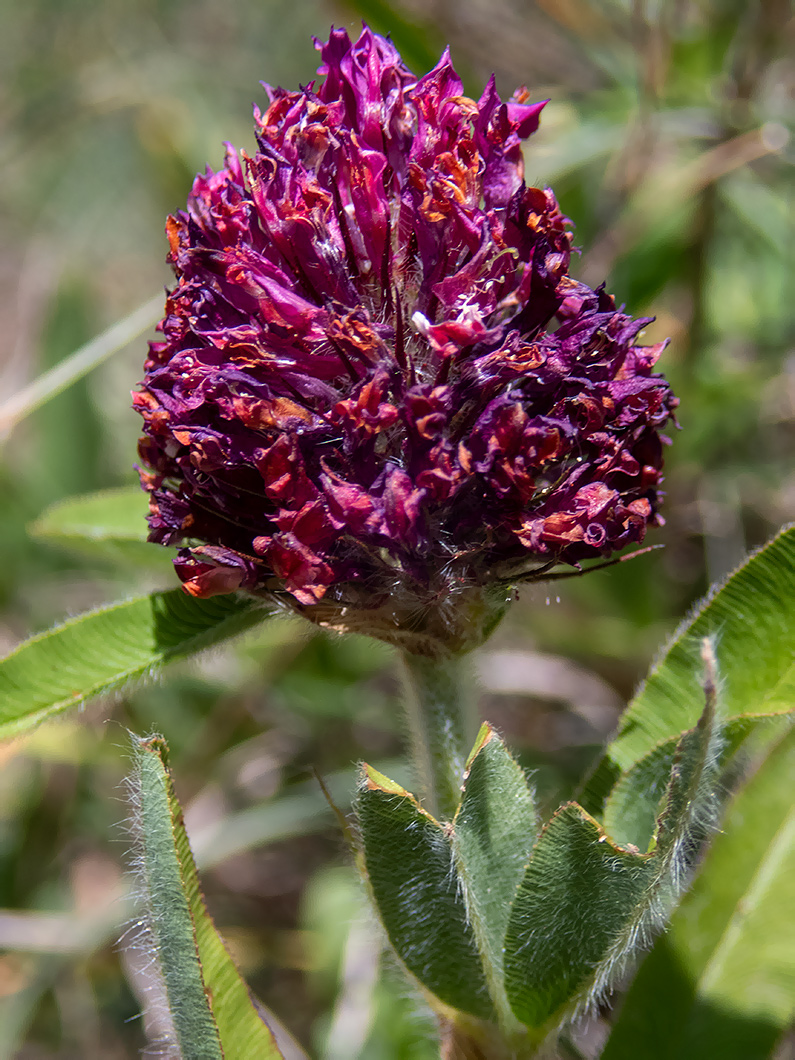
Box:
left=134, top=25, right=678, bottom=655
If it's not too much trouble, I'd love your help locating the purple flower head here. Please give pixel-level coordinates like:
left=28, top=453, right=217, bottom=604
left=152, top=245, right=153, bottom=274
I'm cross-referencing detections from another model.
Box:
left=135, top=26, right=677, bottom=653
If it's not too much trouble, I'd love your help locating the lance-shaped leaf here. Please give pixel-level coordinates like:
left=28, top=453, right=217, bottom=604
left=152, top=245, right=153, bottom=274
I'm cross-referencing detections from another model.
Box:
left=601, top=723, right=795, bottom=1060
left=648, top=643, right=721, bottom=865
left=581, top=525, right=795, bottom=816
left=601, top=739, right=678, bottom=851
left=130, top=736, right=285, bottom=1059
left=130, top=736, right=224, bottom=1059
left=29, top=487, right=169, bottom=568
left=601, top=715, right=762, bottom=852
left=0, top=591, right=270, bottom=738
left=356, top=765, right=494, bottom=1020
left=357, top=729, right=538, bottom=1027
left=503, top=642, right=722, bottom=1030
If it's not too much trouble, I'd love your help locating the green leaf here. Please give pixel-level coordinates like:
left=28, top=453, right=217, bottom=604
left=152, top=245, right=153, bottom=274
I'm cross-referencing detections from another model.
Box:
left=651, top=645, right=720, bottom=862
left=131, top=736, right=225, bottom=1059
left=601, top=715, right=764, bottom=852
left=357, top=730, right=539, bottom=1033
left=450, top=724, right=537, bottom=1023
left=601, top=739, right=677, bottom=850
left=504, top=650, right=721, bottom=1030
left=601, top=723, right=795, bottom=1060
left=581, top=525, right=795, bottom=815
left=503, top=803, right=654, bottom=1029
left=29, top=486, right=168, bottom=567
left=356, top=764, right=494, bottom=1020
left=131, top=736, right=284, bottom=1059
left=0, top=591, right=269, bottom=737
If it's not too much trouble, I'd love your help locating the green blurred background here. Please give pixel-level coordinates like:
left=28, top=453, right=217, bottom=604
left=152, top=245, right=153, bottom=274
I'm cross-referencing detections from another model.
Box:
left=0, top=0, right=793, bottom=1056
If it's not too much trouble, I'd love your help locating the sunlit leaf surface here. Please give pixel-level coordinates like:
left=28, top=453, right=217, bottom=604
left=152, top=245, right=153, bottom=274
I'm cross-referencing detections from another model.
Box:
left=0, top=591, right=270, bottom=737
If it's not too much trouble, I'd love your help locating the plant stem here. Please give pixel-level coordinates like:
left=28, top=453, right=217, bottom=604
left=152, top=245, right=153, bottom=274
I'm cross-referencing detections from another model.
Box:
left=440, top=1017, right=544, bottom=1060
left=557, top=1034, right=587, bottom=1060
left=400, top=651, right=474, bottom=820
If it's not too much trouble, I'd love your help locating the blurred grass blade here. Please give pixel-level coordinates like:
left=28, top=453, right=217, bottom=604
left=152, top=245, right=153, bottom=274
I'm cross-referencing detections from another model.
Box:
left=30, top=486, right=170, bottom=567
left=531, top=119, right=624, bottom=184
left=0, top=958, right=69, bottom=1060
left=0, top=294, right=162, bottom=440
left=131, top=736, right=286, bottom=1059
left=0, top=591, right=270, bottom=738
left=581, top=525, right=795, bottom=814
left=601, top=723, right=795, bottom=1060
left=193, top=757, right=407, bottom=870
left=720, top=172, right=790, bottom=256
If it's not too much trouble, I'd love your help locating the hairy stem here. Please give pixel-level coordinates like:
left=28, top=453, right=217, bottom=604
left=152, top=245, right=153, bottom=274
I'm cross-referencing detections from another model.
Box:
left=400, top=651, right=475, bottom=820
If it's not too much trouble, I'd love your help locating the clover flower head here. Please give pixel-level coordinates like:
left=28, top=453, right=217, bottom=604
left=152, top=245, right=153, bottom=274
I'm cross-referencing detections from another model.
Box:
left=134, top=25, right=678, bottom=652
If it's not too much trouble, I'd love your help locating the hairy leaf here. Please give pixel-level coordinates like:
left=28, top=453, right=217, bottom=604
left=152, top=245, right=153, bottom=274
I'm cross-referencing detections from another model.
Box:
left=602, top=739, right=678, bottom=850
left=130, top=736, right=285, bottom=1058
left=451, top=724, right=537, bottom=1022
left=504, top=647, right=721, bottom=1030
left=582, top=525, right=795, bottom=815
left=601, top=715, right=766, bottom=852
left=130, top=737, right=225, bottom=1058
left=356, top=764, right=494, bottom=1020
left=601, top=723, right=795, bottom=1060
left=0, top=591, right=269, bottom=737
left=503, top=803, right=654, bottom=1028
